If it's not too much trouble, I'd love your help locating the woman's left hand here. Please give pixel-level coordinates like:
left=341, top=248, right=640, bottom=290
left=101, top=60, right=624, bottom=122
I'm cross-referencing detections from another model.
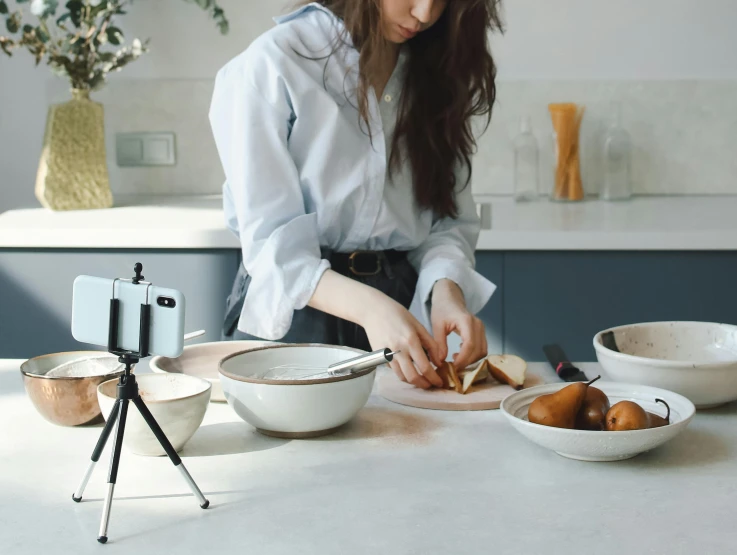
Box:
left=430, top=279, right=488, bottom=370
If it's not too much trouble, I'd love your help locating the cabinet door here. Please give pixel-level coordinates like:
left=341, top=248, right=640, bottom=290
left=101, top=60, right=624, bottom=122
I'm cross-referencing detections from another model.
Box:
left=428, top=253, right=503, bottom=359
left=473, top=252, right=504, bottom=355
left=503, top=252, right=737, bottom=362
left=0, top=250, right=240, bottom=360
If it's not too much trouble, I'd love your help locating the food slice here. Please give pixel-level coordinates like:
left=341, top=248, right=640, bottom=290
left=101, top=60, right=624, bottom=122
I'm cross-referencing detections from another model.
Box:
left=485, top=355, right=527, bottom=390
left=445, top=361, right=463, bottom=393
left=436, top=362, right=457, bottom=390
left=460, top=360, right=491, bottom=394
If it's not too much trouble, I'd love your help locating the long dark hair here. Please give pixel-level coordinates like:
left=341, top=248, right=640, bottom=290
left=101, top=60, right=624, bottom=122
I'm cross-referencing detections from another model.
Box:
left=300, top=0, right=503, bottom=218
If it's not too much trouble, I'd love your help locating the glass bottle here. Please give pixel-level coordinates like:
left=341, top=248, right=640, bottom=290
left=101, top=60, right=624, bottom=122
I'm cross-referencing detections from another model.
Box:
left=600, top=102, right=632, bottom=201
left=513, top=116, right=539, bottom=201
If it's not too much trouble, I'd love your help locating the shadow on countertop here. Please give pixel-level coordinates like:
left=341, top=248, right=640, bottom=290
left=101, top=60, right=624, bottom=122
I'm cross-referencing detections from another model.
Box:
left=181, top=421, right=290, bottom=457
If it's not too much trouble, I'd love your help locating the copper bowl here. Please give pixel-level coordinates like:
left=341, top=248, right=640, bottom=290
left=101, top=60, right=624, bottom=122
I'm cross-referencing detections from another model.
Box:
left=20, top=351, right=131, bottom=426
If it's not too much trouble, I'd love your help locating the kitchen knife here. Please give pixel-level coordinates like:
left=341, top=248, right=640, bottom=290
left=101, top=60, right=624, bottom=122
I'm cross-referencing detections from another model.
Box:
left=542, top=344, right=588, bottom=382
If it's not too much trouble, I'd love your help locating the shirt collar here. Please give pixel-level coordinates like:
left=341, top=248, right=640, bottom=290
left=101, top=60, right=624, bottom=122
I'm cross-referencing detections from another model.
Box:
left=273, top=2, right=340, bottom=25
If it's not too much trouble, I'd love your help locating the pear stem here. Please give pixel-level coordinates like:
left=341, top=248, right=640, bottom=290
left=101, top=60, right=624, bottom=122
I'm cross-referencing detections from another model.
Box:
left=586, top=375, right=601, bottom=386
left=655, top=398, right=670, bottom=423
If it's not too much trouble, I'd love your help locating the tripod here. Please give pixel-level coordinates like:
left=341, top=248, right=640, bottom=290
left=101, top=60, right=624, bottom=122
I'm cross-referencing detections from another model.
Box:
left=72, top=264, right=209, bottom=543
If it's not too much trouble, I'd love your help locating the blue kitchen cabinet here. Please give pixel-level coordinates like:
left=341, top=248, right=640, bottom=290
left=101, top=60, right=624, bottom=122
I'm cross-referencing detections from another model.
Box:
left=474, top=253, right=504, bottom=354
left=0, top=250, right=240, bottom=359
left=501, top=252, right=737, bottom=362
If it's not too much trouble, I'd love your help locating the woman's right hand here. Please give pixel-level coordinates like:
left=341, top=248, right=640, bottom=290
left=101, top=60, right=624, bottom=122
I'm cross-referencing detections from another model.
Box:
left=360, top=292, right=444, bottom=389
left=307, top=269, right=443, bottom=389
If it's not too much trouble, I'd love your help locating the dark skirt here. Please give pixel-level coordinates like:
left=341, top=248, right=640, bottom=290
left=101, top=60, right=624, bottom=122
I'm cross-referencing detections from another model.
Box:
left=222, top=249, right=418, bottom=351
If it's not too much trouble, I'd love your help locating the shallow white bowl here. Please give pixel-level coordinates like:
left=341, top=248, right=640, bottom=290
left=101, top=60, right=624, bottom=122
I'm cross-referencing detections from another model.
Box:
left=501, top=382, right=695, bottom=462
left=150, top=340, right=275, bottom=402
left=594, top=321, right=737, bottom=409
left=219, top=344, right=376, bottom=438
left=98, top=374, right=211, bottom=456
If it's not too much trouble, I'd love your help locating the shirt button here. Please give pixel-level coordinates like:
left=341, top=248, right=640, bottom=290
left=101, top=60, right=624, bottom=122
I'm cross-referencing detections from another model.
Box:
left=384, top=94, right=392, bottom=103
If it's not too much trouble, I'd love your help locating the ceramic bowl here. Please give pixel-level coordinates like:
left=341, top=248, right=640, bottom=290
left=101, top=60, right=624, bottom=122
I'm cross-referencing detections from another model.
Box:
left=97, top=373, right=211, bottom=456
left=150, top=340, right=275, bottom=402
left=20, top=352, right=128, bottom=426
left=219, top=344, right=376, bottom=438
left=594, top=321, right=737, bottom=409
left=501, top=381, right=695, bottom=462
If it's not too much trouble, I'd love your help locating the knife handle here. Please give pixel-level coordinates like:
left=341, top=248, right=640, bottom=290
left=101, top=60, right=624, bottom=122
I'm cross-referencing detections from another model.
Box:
left=542, top=344, right=580, bottom=380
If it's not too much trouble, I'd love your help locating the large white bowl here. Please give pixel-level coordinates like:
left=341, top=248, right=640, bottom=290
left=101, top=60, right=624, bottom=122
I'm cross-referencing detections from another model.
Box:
left=594, top=321, right=737, bottom=409
left=219, top=344, right=376, bottom=438
left=97, top=374, right=211, bottom=456
left=501, top=382, right=695, bottom=462
left=150, top=340, right=275, bottom=402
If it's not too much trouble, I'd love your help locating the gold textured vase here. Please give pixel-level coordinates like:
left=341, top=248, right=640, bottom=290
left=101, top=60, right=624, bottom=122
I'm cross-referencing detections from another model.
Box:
left=35, top=89, right=113, bottom=211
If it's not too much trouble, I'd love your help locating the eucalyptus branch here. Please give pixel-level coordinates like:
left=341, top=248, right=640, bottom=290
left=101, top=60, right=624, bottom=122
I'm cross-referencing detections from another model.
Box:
left=0, top=0, right=228, bottom=90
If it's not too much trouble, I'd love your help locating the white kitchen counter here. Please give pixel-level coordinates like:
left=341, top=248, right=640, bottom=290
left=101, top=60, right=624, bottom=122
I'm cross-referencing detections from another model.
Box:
left=2, top=195, right=737, bottom=250
left=1, top=359, right=735, bottom=554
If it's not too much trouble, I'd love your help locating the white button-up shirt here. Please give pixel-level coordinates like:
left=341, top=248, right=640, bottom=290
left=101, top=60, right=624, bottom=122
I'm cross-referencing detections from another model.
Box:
left=209, top=3, right=496, bottom=340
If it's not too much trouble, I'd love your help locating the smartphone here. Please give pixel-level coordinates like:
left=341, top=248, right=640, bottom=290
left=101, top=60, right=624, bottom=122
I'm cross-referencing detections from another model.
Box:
left=71, top=275, right=185, bottom=358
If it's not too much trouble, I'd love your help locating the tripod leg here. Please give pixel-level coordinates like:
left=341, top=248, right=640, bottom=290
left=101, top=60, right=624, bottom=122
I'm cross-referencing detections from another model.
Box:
left=131, top=396, right=210, bottom=509
left=73, top=399, right=122, bottom=503
left=98, top=398, right=129, bottom=544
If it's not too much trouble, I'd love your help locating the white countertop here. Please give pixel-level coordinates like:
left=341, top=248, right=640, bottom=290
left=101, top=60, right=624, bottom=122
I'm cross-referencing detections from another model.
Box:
left=2, top=359, right=735, bottom=554
left=1, top=195, right=737, bottom=251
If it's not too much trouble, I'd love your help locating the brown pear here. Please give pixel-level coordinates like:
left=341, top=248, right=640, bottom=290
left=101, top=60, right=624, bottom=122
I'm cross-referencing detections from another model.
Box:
left=646, top=398, right=671, bottom=428
left=605, top=401, right=649, bottom=431
left=529, top=376, right=601, bottom=429
left=575, top=386, right=611, bottom=430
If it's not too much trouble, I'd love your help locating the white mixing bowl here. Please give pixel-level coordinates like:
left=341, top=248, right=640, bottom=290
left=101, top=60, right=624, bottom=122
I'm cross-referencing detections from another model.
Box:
left=97, top=373, right=211, bottom=456
left=501, top=381, right=695, bottom=462
left=219, top=344, right=376, bottom=438
left=594, top=321, right=737, bottom=409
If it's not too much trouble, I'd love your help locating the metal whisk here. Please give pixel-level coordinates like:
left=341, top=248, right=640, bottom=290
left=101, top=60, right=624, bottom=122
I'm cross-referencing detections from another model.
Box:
left=257, top=348, right=398, bottom=380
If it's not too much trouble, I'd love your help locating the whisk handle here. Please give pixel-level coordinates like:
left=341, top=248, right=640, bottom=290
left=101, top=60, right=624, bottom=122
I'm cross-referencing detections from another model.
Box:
left=327, top=348, right=396, bottom=375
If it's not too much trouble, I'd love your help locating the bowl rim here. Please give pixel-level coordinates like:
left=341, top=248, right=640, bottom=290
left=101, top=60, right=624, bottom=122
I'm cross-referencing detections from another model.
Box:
left=20, top=351, right=128, bottom=381
left=218, top=343, right=377, bottom=385
left=593, top=321, right=737, bottom=369
left=150, top=340, right=282, bottom=375
left=500, top=380, right=696, bottom=436
left=97, top=373, right=212, bottom=403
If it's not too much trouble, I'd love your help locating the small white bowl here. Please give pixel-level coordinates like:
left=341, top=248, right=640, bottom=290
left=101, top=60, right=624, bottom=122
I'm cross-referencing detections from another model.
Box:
left=501, top=382, right=695, bottom=462
left=594, top=321, right=737, bottom=409
left=97, top=374, right=211, bottom=456
left=150, top=340, right=275, bottom=402
left=219, top=344, right=376, bottom=438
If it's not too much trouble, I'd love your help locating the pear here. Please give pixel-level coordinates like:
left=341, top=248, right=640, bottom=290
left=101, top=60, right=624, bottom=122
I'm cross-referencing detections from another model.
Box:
left=459, top=360, right=490, bottom=394
left=575, top=386, right=611, bottom=431
left=646, top=398, right=671, bottom=428
left=485, top=354, right=527, bottom=390
left=528, top=376, right=601, bottom=429
left=436, top=361, right=463, bottom=393
left=605, top=401, right=649, bottom=431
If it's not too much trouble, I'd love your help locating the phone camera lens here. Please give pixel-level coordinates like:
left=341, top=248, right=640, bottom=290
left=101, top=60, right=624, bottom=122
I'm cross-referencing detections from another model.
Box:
left=157, top=296, right=176, bottom=308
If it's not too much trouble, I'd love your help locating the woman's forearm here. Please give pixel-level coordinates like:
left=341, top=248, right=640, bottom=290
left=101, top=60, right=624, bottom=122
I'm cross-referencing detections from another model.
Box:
left=307, top=269, right=381, bottom=326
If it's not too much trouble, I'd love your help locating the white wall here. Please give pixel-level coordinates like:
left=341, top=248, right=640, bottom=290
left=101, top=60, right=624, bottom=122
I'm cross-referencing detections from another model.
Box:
left=494, top=0, right=737, bottom=80
left=2, top=0, right=737, bottom=210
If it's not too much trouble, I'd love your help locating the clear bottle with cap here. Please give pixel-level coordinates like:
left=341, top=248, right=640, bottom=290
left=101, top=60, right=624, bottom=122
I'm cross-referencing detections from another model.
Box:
left=600, top=102, right=632, bottom=201
left=513, top=115, right=540, bottom=201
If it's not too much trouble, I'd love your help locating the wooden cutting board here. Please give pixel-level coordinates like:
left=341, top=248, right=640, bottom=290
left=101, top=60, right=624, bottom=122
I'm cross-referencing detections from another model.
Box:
left=378, top=370, right=543, bottom=411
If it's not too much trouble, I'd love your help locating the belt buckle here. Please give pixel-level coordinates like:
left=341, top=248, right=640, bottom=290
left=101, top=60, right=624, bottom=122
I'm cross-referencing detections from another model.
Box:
left=348, top=251, right=382, bottom=277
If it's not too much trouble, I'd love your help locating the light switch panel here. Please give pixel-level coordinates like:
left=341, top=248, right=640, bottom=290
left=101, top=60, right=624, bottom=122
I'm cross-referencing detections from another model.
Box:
left=116, top=132, right=176, bottom=166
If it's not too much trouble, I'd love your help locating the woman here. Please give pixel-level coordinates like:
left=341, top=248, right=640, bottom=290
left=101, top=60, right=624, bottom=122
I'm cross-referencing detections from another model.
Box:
left=210, top=0, right=502, bottom=389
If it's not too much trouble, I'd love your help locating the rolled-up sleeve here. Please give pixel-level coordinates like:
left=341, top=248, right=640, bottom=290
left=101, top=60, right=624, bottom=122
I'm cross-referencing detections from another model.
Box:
left=209, top=64, right=330, bottom=340
left=407, top=182, right=496, bottom=328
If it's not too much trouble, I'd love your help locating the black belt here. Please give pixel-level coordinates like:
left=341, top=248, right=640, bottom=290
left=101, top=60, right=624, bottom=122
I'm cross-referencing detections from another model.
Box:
left=329, top=250, right=407, bottom=277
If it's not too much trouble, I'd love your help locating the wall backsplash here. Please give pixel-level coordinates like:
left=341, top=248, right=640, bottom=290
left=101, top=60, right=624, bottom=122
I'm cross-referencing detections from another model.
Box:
left=48, top=79, right=223, bottom=197
left=475, top=80, right=737, bottom=197
left=48, top=78, right=737, bottom=198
